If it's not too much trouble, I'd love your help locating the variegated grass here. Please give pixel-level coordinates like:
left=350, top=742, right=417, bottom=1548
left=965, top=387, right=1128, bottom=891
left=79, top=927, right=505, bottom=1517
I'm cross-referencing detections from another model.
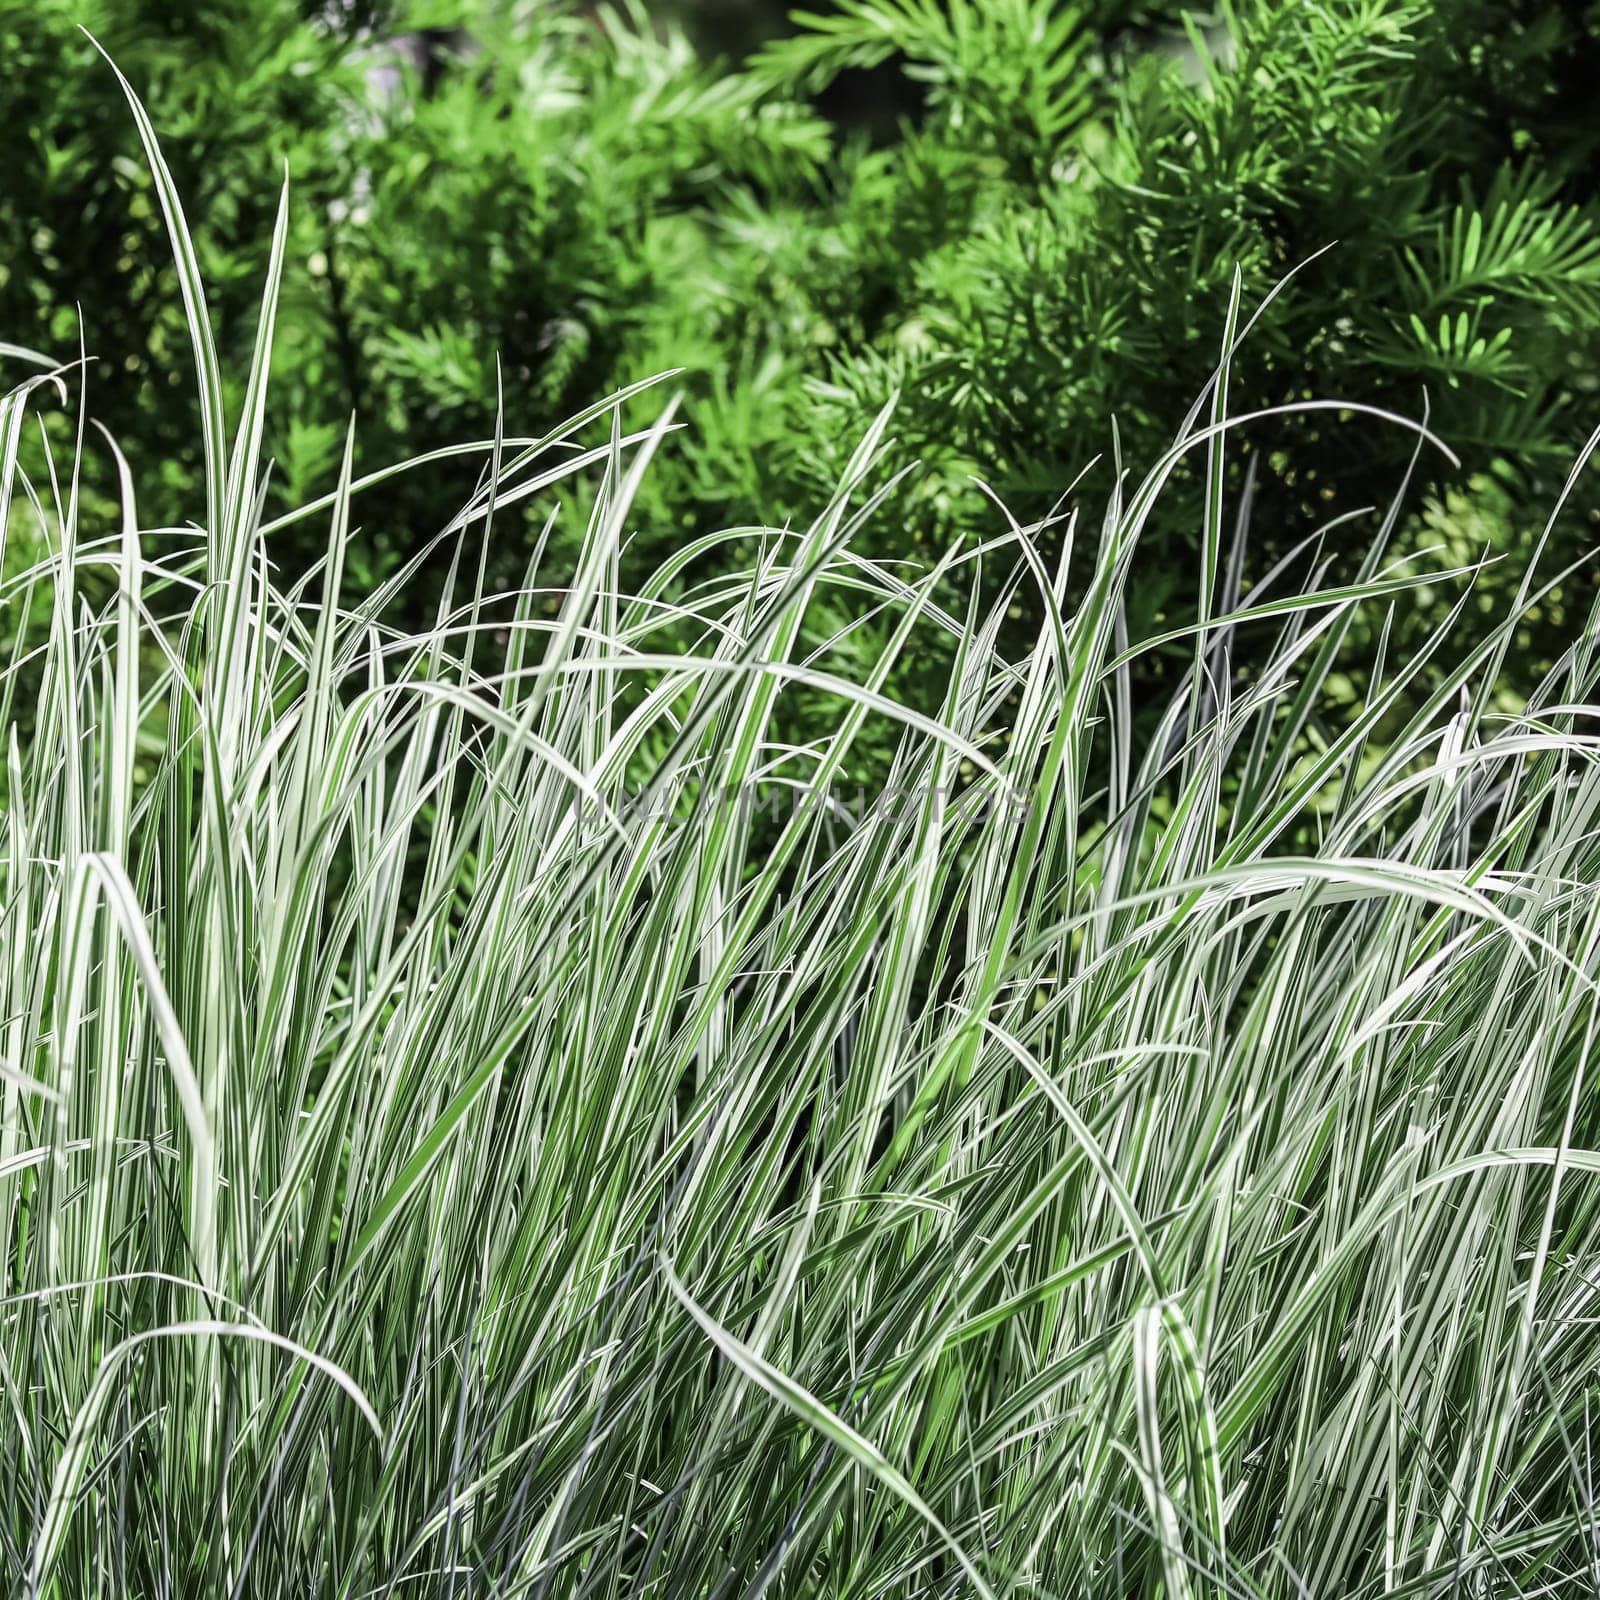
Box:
left=3, top=57, right=1600, bottom=1600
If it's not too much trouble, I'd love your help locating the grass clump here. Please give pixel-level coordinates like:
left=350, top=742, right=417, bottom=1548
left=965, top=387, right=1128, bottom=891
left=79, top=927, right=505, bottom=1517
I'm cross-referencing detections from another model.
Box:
left=5, top=73, right=1600, bottom=1600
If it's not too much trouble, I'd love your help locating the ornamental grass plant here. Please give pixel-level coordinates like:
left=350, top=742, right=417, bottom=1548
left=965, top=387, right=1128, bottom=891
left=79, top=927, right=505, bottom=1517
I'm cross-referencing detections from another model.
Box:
left=4, top=67, right=1600, bottom=1600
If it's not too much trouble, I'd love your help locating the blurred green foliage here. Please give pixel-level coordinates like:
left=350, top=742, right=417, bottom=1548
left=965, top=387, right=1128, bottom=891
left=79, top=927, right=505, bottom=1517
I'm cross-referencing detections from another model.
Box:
left=4, top=0, right=1600, bottom=684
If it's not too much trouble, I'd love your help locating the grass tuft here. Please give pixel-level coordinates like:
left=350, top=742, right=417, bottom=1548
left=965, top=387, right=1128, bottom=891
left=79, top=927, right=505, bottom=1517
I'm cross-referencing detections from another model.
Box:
left=4, top=67, right=1600, bottom=1600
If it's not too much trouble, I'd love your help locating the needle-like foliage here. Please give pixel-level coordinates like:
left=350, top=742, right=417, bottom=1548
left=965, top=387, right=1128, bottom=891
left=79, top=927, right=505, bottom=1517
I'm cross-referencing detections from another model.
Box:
left=4, top=74, right=1600, bottom=1600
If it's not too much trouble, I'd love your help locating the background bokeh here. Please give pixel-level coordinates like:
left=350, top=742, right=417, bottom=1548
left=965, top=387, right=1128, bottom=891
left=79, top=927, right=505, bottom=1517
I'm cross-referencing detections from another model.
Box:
left=5, top=0, right=1600, bottom=727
